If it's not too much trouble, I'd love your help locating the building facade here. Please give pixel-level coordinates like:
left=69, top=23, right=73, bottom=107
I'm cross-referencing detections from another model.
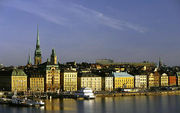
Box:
left=27, top=69, right=45, bottom=93
left=148, top=73, right=155, bottom=88
left=78, top=73, right=102, bottom=91
left=0, top=69, right=27, bottom=92
left=160, top=73, right=168, bottom=87
left=104, top=76, right=114, bottom=91
left=135, top=75, right=147, bottom=89
left=154, top=71, right=161, bottom=87
left=177, top=72, right=180, bottom=86
left=60, top=70, right=77, bottom=91
left=168, top=76, right=176, bottom=86
left=46, top=64, right=60, bottom=92
left=11, top=69, right=27, bottom=92
left=113, top=72, right=134, bottom=89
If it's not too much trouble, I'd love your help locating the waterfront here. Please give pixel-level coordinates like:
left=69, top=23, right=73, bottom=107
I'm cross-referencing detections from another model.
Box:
left=0, top=95, right=180, bottom=113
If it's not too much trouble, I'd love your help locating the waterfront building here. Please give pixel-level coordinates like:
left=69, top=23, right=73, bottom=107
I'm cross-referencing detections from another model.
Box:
left=113, top=72, right=134, bottom=89
left=34, top=25, right=42, bottom=65
left=154, top=70, right=161, bottom=87
left=45, top=49, right=60, bottom=92
left=0, top=69, right=27, bottom=92
left=177, top=72, right=180, bottom=86
left=135, top=75, right=147, bottom=89
left=168, top=76, right=176, bottom=86
left=60, top=69, right=77, bottom=91
left=78, top=73, right=102, bottom=91
left=102, top=74, right=114, bottom=91
left=27, top=70, right=45, bottom=92
left=160, top=73, right=168, bottom=87
left=148, top=73, right=155, bottom=88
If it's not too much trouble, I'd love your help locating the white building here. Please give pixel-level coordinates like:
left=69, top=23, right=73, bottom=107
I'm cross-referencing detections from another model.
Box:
left=104, top=76, right=113, bottom=91
left=160, top=73, right=168, bottom=87
left=135, top=75, right=147, bottom=89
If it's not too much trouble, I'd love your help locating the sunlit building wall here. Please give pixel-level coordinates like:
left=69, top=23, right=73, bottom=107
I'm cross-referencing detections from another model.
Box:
left=78, top=73, right=102, bottom=91
left=61, top=70, right=77, bottom=91
left=135, top=75, right=147, bottom=89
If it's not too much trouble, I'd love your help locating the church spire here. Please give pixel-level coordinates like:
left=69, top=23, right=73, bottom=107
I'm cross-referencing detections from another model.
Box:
left=36, top=24, right=40, bottom=49
left=34, top=24, right=42, bottom=65
left=158, top=57, right=162, bottom=68
left=51, top=48, right=57, bottom=65
left=27, top=53, right=32, bottom=65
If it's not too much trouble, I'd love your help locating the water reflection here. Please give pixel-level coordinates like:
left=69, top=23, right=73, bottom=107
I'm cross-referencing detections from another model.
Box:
left=1, top=96, right=180, bottom=113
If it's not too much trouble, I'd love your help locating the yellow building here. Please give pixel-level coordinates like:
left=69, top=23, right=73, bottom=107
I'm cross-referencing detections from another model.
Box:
left=0, top=69, right=27, bottom=92
left=78, top=73, right=102, bottom=91
left=177, top=72, right=180, bottom=86
left=160, top=73, right=168, bottom=87
left=27, top=70, right=45, bottom=92
left=46, top=64, right=60, bottom=92
left=148, top=73, right=155, bottom=88
left=29, top=76, right=44, bottom=92
left=45, top=49, right=60, bottom=92
left=60, top=70, right=77, bottom=91
left=11, top=70, right=27, bottom=92
left=113, top=72, right=134, bottom=89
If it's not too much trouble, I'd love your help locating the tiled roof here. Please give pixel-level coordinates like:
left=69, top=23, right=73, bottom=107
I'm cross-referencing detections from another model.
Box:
left=112, top=72, right=133, bottom=77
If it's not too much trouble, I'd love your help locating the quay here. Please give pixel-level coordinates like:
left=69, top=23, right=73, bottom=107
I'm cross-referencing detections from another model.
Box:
left=95, top=90, right=180, bottom=97
left=1, top=90, right=180, bottom=101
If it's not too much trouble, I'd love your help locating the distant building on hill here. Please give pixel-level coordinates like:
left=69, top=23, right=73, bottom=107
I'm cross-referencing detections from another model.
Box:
left=96, top=59, right=114, bottom=64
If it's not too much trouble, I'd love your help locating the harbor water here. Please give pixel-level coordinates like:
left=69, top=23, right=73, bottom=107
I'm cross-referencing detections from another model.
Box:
left=0, top=95, right=180, bottom=113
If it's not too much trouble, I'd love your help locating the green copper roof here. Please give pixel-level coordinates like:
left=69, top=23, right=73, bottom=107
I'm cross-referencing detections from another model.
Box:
left=35, top=24, right=41, bottom=57
left=12, top=69, right=27, bottom=76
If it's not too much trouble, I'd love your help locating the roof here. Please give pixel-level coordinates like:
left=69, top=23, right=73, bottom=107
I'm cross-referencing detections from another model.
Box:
left=79, top=73, right=100, bottom=77
left=112, top=72, right=133, bottom=77
left=62, top=70, right=77, bottom=73
left=12, top=69, right=27, bottom=76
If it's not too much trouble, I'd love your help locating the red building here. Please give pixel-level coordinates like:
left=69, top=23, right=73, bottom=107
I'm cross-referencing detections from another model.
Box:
left=168, top=76, right=176, bottom=86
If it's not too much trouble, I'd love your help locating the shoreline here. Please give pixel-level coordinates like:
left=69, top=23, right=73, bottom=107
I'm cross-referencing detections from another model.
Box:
left=1, top=90, right=180, bottom=99
left=95, top=90, right=180, bottom=97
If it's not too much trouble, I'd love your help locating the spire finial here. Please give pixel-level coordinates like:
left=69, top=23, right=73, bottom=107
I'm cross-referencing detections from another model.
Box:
left=36, top=24, right=40, bottom=49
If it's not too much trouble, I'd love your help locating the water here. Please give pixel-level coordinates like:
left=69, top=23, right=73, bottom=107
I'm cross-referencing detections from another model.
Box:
left=0, top=95, right=180, bottom=113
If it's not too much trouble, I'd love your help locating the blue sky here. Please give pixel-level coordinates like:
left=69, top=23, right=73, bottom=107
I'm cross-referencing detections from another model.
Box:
left=0, top=0, right=180, bottom=66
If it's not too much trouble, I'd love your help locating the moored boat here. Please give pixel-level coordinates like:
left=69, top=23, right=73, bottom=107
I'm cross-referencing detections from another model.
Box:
left=74, top=88, right=96, bottom=99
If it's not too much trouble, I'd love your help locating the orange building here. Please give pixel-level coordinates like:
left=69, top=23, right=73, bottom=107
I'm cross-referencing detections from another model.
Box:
left=168, top=76, right=176, bottom=86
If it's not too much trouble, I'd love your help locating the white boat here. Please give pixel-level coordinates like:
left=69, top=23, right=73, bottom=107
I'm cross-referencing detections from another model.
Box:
left=35, top=100, right=45, bottom=106
left=74, top=88, right=96, bottom=99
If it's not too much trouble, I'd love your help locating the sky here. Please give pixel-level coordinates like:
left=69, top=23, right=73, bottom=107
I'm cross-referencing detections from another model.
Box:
left=0, top=0, right=180, bottom=66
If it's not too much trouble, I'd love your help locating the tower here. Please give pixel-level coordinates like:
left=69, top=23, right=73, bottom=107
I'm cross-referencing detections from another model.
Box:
left=34, top=25, right=42, bottom=65
left=157, top=57, right=162, bottom=69
left=27, top=53, right=32, bottom=65
left=50, top=48, right=57, bottom=65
